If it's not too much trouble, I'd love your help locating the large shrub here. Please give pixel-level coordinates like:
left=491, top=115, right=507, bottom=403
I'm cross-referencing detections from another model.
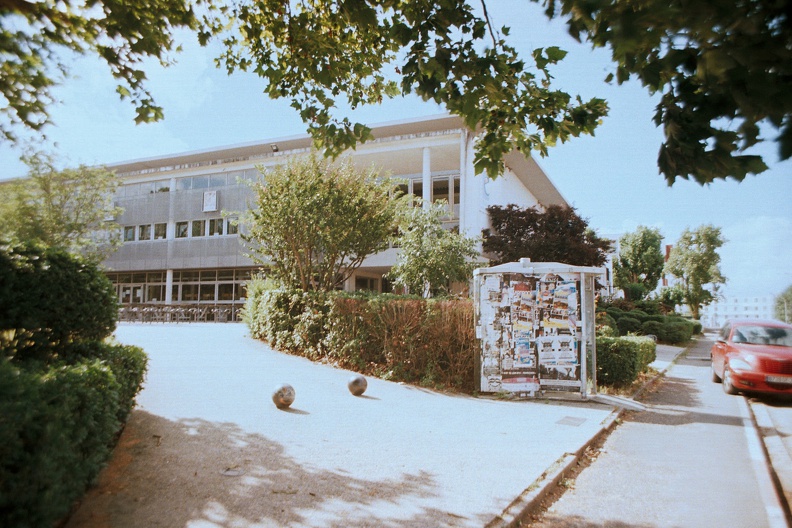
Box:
left=0, top=241, right=117, bottom=363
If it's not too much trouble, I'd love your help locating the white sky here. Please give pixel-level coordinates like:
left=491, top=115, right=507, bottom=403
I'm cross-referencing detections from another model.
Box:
left=1, top=0, right=790, bottom=297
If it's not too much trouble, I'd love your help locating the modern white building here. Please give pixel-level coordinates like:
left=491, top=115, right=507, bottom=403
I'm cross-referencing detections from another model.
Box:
left=103, top=114, right=569, bottom=316
left=699, top=295, right=777, bottom=329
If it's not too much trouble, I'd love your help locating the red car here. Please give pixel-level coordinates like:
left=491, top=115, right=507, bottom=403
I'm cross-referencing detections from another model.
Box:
left=711, top=319, right=792, bottom=396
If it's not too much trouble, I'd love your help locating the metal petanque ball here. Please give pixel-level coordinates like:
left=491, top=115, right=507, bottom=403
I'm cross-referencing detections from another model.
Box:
left=272, top=383, right=295, bottom=409
left=347, top=374, right=367, bottom=396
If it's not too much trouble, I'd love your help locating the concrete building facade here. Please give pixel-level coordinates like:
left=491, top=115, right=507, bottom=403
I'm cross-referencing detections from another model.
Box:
left=103, top=114, right=569, bottom=315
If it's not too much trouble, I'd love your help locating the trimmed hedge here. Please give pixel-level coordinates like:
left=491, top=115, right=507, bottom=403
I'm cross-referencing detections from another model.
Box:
left=596, top=337, right=641, bottom=386
left=619, top=335, right=657, bottom=371
left=597, top=303, right=699, bottom=344
left=244, top=286, right=476, bottom=391
left=0, top=242, right=118, bottom=363
left=596, top=335, right=656, bottom=387
left=0, top=345, right=147, bottom=528
left=0, top=241, right=147, bottom=528
left=616, top=316, right=641, bottom=335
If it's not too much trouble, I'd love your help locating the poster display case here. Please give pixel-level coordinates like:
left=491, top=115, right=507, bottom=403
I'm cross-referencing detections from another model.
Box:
left=474, top=259, right=605, bottom=397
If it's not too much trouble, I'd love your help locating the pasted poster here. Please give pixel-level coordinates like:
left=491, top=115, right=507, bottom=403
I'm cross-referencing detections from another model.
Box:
left=478, top=271, right=583, bottom=393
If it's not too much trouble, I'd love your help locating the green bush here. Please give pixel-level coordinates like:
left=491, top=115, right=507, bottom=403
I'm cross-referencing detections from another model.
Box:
left=616, top=316, right=641, bottom=336
left=0, top=356, right=135, bottom=528
left=0, top=241, right=147, bottom=527
left=596, top=337, right=641, bottom=386
left=640, top=320, right=665, bottom=340
left=0, top=242, right=117, bottom=363
left=629, top=309, right=649, bottom=322
left=619, top=335, right=657, bottom=370
left=245, top=287, right=476, bottom=392
left=596, top=310, right=618, bottom=333
left=692, top=321, right=703, bottom=335
left=663, top=321, right=693, bottom=344
left=633, top=299, right=663, bottom=315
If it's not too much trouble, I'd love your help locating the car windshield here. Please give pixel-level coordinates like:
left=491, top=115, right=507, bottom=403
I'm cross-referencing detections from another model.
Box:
left=732, top=325, right=792, bottom=347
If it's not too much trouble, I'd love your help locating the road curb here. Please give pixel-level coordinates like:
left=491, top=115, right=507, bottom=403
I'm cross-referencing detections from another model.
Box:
left=747, top=400, right=792, bottom=525
left=486, top=339, right=692, bottom=527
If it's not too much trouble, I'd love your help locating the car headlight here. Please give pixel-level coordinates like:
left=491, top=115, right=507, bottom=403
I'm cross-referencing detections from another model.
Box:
left=729, top=357, right=753, bottom=371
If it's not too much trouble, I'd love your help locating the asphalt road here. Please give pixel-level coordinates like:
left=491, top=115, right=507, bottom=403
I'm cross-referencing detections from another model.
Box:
left=530, top=336, right=789, bottom=528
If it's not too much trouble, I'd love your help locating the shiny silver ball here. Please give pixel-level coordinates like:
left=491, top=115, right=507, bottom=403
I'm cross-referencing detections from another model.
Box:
left=272, top=383, right=295, bottom=409
left=348, top=375, right=367, bottom=396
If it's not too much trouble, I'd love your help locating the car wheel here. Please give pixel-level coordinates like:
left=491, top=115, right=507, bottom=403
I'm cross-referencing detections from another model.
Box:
left=712, top=366, right=722, bottom=383
left=722, top=365, right=739, bottom=395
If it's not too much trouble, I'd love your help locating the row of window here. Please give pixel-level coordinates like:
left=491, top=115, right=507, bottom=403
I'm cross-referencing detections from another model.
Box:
left=122, top=217, right=239, bottom=242
left=107, top=268, right=255, bottom=304
left=117, top=169, right=261, bottom=198
left=118, top=171, right=460, bottom=204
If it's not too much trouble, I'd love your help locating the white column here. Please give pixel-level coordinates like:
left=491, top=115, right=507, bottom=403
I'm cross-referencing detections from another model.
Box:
left=459, top=129, right=468, bottom=234
left=165, top=269, right=173, bottom=304
left=422, top=147, right=431, bottom=210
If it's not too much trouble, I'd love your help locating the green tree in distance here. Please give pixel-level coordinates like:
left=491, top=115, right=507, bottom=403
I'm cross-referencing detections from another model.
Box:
left=387, top=201, right=480, bottom=297
left=776, top=285, right=792, bottom=324
left=482, top=204, right=613, bottom=267
left=613, top=226, right=665, bottom=301
left=242, top=154, right=404, bottom=291
left=0, top=154, right=123, bottom=262
left=0, top=0, right=197, bottom=142
left=664, top=225, right=727, bottom=320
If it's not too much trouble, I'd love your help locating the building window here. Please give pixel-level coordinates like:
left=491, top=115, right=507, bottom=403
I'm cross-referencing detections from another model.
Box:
left=200, top=284, right=215, bottom=301
left=227, top=218, right=239, bottom=235
left=191, top=220, right=205, bottom=237
left=123, top=226, right=135, bottom=242
left=176, top=221, right=188, bottom=238
left=218, top=283, right=235, bottom=301
left=138, top=224, right=152, bottom=241
left=192, top=175, right=210, bottom=189
left=154, top=223, right=167, bottom=240
left=209, top=218, right=224, bottom=236
left=181, top=284, right=199, bottom=301
left=355, top=276, right=379, bottom=292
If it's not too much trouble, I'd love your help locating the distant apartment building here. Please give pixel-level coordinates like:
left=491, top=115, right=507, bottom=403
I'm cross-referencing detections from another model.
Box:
left=102, top=114, right=570, bottom=313
left=699, top=296, right=776, bottom=329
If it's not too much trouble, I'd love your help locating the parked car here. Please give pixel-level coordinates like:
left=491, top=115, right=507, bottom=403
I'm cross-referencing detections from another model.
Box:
left=711, top=319, right=792, bottom=396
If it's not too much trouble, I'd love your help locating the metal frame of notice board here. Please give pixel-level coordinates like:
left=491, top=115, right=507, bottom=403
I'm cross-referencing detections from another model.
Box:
left=474, top=259, right=605, bottom=398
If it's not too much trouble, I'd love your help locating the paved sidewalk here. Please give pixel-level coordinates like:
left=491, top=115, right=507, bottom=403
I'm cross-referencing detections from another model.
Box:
left=65, top=324, right=676, bottom=528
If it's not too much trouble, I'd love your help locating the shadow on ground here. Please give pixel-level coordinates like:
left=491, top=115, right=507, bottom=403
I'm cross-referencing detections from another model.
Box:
left=65, top=410, right=486, bottom=528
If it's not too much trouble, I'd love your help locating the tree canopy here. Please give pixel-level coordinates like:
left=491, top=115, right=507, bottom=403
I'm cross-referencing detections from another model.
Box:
left=482, top=204, right=612, bottom=267
left=242, top=154, right=403, bottom=291
left=613, top=226, right=665, bottom=300
left=201, top=0, right=606, bottom=178
left=664, top=225, right=727, bottom=320
left=0, top=154, right=123, bottom=262
left=4, top=0, right=789, bottom=185
left=538, top=0, right=792, bottom=184
left=0, top=0, right=197, bottom=142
